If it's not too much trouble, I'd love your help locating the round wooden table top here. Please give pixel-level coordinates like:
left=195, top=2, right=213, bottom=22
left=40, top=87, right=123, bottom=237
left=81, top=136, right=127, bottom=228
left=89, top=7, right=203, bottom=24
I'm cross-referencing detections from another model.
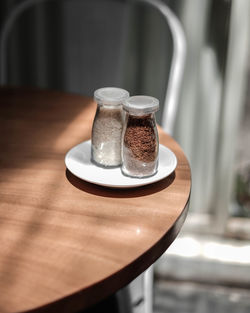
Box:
left=0, top=87, right=191, bottom=313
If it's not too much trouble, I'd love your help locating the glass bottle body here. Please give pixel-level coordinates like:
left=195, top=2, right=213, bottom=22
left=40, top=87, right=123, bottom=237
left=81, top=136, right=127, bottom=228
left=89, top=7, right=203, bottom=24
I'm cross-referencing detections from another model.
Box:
left=122, top=112, right=159, bottom=177
left=91, top=103, right=123, bottom=167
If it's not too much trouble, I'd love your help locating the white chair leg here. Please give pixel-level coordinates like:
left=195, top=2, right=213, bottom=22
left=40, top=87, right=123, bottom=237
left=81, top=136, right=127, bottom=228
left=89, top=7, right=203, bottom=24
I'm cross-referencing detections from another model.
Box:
left=144, top=266, right=154, bottom=313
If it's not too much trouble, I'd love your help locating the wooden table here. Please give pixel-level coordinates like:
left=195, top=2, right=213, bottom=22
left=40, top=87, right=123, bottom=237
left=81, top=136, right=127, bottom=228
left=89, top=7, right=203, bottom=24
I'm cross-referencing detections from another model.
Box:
left=0, top=87, right=191, bottom=313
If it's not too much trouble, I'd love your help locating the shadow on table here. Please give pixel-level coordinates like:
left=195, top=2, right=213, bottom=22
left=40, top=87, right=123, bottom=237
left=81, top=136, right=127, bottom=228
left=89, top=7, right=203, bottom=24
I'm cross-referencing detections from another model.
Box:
left=66, top=169, right=175, bottom=198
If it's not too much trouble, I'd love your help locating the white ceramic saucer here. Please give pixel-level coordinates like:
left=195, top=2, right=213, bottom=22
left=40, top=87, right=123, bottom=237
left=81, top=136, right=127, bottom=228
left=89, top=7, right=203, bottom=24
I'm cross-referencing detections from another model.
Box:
left=65, top=140, right=177, bottom=188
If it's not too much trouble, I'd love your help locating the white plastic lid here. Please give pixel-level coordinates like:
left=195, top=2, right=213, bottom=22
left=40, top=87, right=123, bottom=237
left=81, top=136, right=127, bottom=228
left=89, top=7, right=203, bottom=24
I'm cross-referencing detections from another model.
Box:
left=123, top=95, right=159, bottom=115
left=94, top=87, right=129, bottom=105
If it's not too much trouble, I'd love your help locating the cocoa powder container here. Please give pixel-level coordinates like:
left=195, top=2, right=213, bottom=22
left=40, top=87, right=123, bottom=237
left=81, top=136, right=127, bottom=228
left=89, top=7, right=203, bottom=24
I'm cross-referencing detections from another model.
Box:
left=121, top=95, right=159, bottom=178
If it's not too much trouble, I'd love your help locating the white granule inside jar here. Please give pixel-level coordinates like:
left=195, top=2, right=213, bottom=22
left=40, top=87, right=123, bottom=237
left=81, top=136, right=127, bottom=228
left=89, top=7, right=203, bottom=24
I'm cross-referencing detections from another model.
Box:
left=91, top=105, right=123, bottom=167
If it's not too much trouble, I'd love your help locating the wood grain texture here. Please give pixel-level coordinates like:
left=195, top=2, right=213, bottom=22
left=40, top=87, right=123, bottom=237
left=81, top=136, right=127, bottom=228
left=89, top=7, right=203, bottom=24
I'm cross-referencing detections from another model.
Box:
left=0, top=87, right=191, bottom=313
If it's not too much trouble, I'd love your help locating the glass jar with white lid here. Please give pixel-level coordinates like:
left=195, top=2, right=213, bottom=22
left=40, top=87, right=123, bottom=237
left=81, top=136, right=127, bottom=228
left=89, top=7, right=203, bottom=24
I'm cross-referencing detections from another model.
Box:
left=121, top=95, right=159, bottom=178
left=91, top=87, right=129, bottom=167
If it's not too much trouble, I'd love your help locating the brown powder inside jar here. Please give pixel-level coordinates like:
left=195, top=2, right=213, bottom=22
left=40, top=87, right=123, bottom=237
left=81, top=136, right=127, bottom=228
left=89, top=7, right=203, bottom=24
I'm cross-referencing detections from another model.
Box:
left=124, top=114, right=158, bottom=162
left=122, top=114, right=158, bottom=177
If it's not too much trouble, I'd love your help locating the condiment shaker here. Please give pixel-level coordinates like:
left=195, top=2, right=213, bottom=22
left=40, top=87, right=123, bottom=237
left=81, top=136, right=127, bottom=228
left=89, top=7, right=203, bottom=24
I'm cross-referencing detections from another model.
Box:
left=121, top=95, right=159, bottom=177
left=91, top=87, right=129, bottom=167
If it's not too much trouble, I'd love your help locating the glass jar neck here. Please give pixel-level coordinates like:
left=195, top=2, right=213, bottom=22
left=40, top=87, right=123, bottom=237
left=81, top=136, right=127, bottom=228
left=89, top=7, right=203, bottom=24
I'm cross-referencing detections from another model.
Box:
left=97, top=102, right=122, bottom=109
left=125, top=112, right=155, bottom=119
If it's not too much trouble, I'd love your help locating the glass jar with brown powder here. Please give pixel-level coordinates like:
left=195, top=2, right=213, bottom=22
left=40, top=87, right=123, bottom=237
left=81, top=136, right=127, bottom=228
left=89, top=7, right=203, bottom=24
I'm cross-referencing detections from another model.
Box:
left=121, top=96, right=159, bottom=178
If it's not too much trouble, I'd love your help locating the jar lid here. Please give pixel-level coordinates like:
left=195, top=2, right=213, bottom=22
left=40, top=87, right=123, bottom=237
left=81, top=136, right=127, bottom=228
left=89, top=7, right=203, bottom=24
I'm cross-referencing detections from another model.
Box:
left=94, top=87, right=129, bottom=105
left=123, top=95, right=159, bottom=115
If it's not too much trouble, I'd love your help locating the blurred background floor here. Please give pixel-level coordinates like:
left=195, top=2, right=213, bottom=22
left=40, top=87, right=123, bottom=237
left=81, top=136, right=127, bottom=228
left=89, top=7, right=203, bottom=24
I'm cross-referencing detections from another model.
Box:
left=154, top=279, right=250, bottom=313
left=153, top=232, right=250, bottom=313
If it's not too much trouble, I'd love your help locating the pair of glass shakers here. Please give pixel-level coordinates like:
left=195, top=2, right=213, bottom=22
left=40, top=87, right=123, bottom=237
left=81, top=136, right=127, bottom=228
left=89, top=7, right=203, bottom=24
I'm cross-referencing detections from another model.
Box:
left=91, top=87, right=159, bottom=178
